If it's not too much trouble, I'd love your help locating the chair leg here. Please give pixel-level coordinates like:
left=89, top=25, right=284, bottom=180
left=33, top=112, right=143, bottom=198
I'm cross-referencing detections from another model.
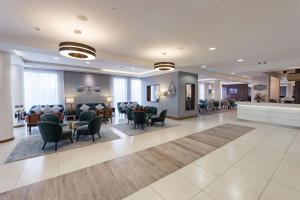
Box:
left=142, top=124, right=144, bottom=129
left=134, top=124, right=136, bottom=129
left=42, top=142, right=46, bottom=150
left=111, top=117, right=112, bottom=123
left=161, top=122, right=164, bottom=127
left=70, top=137, right=73, bottom=143
left=55, top=142, right=57, bottom=151
left=98, top=132, right=101, bottom=138
left=91, top=134, right=95, bottom=142
left=76, top=134, right=80, bottom=142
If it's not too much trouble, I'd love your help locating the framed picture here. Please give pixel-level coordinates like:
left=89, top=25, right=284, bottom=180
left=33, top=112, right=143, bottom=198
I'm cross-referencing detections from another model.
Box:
left=94, top=86, right=101, bottom=92
left=77, top=86, right=84, bottom=92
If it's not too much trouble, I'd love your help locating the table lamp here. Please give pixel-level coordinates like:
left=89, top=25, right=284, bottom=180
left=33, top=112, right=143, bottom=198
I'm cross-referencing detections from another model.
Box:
left=65, top=97, right=75, bottom=109
left=107, top=96, right=113, bottom=107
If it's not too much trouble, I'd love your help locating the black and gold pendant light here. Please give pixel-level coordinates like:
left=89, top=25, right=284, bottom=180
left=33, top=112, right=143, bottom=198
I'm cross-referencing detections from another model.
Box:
left=59, top=42, right=96, bottom=60
left=154, top=62, right=175, bottom=71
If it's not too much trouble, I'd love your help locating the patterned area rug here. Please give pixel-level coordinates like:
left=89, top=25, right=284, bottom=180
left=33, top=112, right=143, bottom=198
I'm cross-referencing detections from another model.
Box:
left=112, top=122, right=179, bottom=136
left=5, top=128, right=121, bottom=163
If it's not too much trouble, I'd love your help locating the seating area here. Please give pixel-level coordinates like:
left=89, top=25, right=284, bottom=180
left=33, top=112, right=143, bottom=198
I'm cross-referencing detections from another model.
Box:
left=198, top=99, right=236, bottom=114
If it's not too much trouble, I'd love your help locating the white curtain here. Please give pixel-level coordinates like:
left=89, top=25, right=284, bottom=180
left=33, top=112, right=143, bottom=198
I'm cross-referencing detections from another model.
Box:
left=130, top=79, right=141, bottom=104
left=24, top=68, right=65, bottom=111
left=199, top=83, right=205, bottom=100
left=113, top=77, right=128, bottom=111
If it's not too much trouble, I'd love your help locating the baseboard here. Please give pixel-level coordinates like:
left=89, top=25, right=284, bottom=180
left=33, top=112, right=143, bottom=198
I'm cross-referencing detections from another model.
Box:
left=166, top=115, right=198, bottom=120
left=0, top=137, right=14, bottom=143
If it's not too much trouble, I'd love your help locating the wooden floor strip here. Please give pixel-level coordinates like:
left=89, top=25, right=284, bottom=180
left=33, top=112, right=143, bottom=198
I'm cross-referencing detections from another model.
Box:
left=0, top=123, right=254, bottom=200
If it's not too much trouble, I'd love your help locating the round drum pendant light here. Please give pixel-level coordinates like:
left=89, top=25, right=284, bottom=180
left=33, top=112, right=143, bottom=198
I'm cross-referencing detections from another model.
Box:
left=59, top=42, right=96, bottom=60
left=154, top=62, right=175, bottom=71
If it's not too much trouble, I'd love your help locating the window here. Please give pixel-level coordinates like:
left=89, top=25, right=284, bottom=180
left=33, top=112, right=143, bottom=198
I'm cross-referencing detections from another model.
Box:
left=113, top=77, right=128, bottom=110
left=199, top=83, right=205, bottom=100
left=24, top=68, right=64, bottom=111
left=130, top=79, right=141, bottom=104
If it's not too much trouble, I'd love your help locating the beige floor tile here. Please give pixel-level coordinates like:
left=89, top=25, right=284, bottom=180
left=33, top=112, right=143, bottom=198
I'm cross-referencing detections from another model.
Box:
left=222, top=166, right=269, bottom=196
left=16, top=153, right=59, bottom=187
left=192, top=192, right=215, bottom=200
left=194, top=156, right=233, bottom=176
left=263, top=182, right=300, bottom=200
left=151, top=173, right=201, bottom=200
left=0, top=161, right=25, bottom=193
left=123, top=186, right=163, bottom=200
left=204, top=177, right=260, bottom=200
left=176, top=163, right=217, bottom=189
left=58, top=147, right=94, bottom=174
left=235, top=156, right=278, bottom=179
left=272, top=168, right=300, bottom=191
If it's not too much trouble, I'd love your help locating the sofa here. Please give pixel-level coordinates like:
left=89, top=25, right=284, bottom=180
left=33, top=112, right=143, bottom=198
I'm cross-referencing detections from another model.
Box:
left=117, top=102, right=139, bottom=114
left=75, top=103, right=107, bottom=118
left=25, top=105, right=65, bottom=134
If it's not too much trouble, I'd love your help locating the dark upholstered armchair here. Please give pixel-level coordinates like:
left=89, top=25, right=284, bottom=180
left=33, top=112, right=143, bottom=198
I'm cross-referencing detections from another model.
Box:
left=73, top=111, right=96, bottom=127
left=133, top=111, right=147, bottom=129
left=126, top=108, right=133, bottom=124
left=38, top=121, right=73, bottom=151
left=151, top=110, right=167, bottom=127
left=144, top=106, right=158, bottom=115
left=76, top=116, right=102, bottom=142
left=40, top=113, right=68, bottom=127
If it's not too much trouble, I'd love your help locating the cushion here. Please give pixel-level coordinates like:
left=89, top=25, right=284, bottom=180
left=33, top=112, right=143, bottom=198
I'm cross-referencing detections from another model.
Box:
left=80, top=104, right=90, bottom=111
left=31, top=105, right=42, bottom=114
left=127, top=102, right=132, bottom=108
left=95, top=104, right=105, bottom=110
left=52, top=105, right=62, bottom=113
left=120, top=103, right=126, bottom=108
left=41, top=105, right=53, bottom=114
left=132, top=102, right=138, bottom=107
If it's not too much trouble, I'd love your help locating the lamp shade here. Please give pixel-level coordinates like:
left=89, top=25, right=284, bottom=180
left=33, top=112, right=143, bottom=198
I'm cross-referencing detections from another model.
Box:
left=66, top=97, right=75, bottom=104
left=107, top=96, right=113, bottom=102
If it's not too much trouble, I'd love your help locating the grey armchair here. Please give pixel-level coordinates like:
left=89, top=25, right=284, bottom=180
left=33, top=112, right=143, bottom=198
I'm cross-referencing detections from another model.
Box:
left=73, top=111, right=96, bottom=127
left=151, top=110, right=167, bottom=127
left=76, top=116, right=102, bottom=142
left=40, top=113, right=68, bottom=127
left=38, top=121, right=73, bottom=151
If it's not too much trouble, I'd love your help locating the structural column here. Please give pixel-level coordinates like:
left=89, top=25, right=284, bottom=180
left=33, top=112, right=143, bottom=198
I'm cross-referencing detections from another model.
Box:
left=213, top=80, right=222, bottom=107
left=0, top=51, right=14, bottom=142
left=286, top=82, right=294, bottom=99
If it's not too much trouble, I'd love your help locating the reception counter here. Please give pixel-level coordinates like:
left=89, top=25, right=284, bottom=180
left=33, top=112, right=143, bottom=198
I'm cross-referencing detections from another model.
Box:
left=237, top=102, right=300, bottom=127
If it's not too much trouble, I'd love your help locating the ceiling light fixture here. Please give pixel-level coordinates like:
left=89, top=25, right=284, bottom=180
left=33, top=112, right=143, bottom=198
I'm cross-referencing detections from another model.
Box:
left=237, top=59, right=244, bottom=62
left=74, top=29, right=82, bottom=34
left=154, top=62, right=175, bottom=71
left=231, top=72, right=235, bottom=75
left=85, top=61, right=91, bottom=64
left=162, top=52, right=167, bottom=55
left=34, top=26, right=41, bottom=31
left=54, top=57, right=60, bottom=60
left=59, top=42, right=96, bottom=60
left=76, top=15, right=88, bottom=21
left=209, top=47, right=216, bottom=51
left=201, top=65, right=207, bottom=68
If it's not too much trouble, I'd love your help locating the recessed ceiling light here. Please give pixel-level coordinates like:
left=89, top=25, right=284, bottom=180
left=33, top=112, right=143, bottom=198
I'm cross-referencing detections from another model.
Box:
left=201, top=65, right=207, bottom=68
left=34, top=26, right=41, bottom=31
left=209, top=47, right=216, bottom=51
left=242, top=75, right=247, bottom=78
left=130, top=67, right=135, bottom=70
left=74, top=29, right=82, bottom=34
left=162, top=52, right=167, bottom=55
left=231, top=72, right=235, bottom=75
left=76, top=15, right=88, bottom=22
left=237, top=59, right=244, bottom=62
left=177, top=46, right=185, bottom=50
left=85, top=61, right=91, bottom=64
left=54, top=57, right=60, bottom=60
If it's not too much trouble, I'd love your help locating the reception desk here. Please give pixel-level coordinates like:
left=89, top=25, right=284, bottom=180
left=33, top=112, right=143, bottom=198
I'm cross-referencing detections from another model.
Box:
left=237, top=102, right=300, bottom=127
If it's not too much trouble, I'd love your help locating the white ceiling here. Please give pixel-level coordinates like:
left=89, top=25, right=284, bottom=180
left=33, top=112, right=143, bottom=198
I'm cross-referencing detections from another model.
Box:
left=0, top=0, right=300, bottom=77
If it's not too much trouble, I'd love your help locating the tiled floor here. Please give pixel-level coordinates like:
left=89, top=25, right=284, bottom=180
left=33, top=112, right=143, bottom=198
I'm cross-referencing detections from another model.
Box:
left=0, top=111, right=300, bottom=200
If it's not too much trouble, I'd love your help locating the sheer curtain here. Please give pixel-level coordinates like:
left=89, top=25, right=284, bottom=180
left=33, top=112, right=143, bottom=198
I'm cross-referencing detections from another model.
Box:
left=24, top=68, right=65, bottom=111
left=113, top=77, right=128, bottom=112
left=130, top=79, right=141, bottom=104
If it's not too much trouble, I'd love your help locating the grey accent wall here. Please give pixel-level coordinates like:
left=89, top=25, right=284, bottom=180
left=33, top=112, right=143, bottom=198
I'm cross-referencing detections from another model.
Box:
left=142, top=72, right=179, bottom=118
left=178, top=71, right=199, bottom=118
left=64, top=71, right=112, bottom=104
left=142, top=71, right=198, bottom=119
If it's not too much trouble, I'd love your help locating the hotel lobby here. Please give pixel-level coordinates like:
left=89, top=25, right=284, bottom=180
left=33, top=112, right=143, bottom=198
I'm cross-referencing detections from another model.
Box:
left=0, top=0, right=300, bottom=200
